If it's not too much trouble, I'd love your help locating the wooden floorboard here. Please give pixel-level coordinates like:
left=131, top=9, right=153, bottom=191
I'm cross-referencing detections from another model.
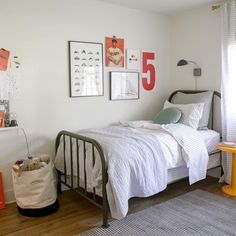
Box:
left=0, top=176, right=235, bottom=236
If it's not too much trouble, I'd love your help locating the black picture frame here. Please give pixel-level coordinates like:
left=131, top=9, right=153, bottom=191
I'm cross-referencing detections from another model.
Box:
left=110, top=71, right=139, bottom=101
left=69, top=41, right=104, bottom=97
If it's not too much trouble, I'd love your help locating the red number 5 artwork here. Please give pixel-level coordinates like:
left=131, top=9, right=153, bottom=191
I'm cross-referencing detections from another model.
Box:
left=142, top=51, right=156, bottom=91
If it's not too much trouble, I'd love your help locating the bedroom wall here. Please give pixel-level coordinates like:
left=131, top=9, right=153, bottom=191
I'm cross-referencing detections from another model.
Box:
left=0, top=0, right=171, bottom=202
left=170, top=5, right=222, bottom=177
left=170, top=5, right=221, bottom=92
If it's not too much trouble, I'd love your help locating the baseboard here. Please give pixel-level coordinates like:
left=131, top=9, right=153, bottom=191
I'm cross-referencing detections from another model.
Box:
left=4, top=189, right=15, bottom=204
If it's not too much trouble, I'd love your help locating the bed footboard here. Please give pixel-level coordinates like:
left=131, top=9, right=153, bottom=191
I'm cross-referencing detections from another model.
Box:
left=55, top=130, right=109, bottom=228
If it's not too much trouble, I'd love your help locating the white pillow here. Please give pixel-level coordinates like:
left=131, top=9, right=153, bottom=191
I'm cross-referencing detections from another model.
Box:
left=163, top=101, right=204, bottom=129
left=171, top=91, right=213, bottom=130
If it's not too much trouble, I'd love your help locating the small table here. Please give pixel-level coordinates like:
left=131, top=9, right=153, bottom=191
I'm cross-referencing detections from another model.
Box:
left=217, top=145, right=236, bottom=196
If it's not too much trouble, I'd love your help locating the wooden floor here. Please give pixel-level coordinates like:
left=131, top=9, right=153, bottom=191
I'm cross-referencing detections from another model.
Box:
left=0, top=176, right=235, bottom=236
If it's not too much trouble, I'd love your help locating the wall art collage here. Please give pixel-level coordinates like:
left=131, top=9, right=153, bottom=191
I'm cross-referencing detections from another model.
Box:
left=69, top=37, right=156, bottom=100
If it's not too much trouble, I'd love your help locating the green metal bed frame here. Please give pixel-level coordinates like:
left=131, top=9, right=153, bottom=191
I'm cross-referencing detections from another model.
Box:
left=55, top=90, right=222, bottom=228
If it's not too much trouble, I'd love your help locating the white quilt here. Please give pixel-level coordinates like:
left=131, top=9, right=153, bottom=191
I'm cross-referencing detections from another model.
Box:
left=55, top=121, right=208, bottom=219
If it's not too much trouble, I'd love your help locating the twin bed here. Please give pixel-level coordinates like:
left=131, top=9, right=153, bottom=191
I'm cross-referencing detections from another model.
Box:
left=54, top=90, right=222, bottom=228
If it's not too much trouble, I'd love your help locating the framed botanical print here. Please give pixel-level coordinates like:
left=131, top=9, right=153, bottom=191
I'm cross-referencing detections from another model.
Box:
left=69, top=41, right=104, bottom=97
left=110, top=72, right=139, bottom=100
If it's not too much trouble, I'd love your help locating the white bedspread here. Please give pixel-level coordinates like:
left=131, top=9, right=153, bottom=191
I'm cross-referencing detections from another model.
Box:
left=119, top=121, right=209, bottom=184
left=55, top=121, right=209, bottom=219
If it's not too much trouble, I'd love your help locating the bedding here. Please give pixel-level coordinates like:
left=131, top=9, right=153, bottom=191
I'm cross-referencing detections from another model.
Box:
left=169, top=129, right=220, bottom=169
left=55, top=121, right=210, bottom=219
left=171, top=91, right=214, bottom=129
left=198, top=129, right=220, bottom=153
left=163, top=100, right=204, bottom=129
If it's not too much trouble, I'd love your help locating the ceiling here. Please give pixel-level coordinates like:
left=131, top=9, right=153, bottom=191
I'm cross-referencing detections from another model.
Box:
left=97, top=0, right=220, bottom=15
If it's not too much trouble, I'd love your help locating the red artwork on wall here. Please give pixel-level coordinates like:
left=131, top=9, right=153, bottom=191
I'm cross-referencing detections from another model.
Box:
left=106, top=36, right=124, bottom=68
left=0, top=49, right=10, bottom=71
left=142, top=51, right=156, bottom=91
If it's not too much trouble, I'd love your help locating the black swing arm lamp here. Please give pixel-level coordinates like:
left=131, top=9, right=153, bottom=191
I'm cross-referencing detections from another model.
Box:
left=177, top=59, right=202, bottom=90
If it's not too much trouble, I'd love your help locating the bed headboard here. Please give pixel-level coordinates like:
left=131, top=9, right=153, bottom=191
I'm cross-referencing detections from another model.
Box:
left=168, top=90, right=221, bottom=135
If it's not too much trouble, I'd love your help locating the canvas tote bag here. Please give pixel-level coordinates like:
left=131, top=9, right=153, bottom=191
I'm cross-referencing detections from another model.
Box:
left=12, top=161, right=57, bottom=209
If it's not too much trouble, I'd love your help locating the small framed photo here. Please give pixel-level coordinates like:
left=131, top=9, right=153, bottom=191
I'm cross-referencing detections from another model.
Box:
left=105, top=36, right=124, bottom=68
left=110, top=72, right=139, bottom=100
left=0, top=100, right=9, bottom=126
left=69, top=41, right=104, bottom=97
left=126, top=49, right=140, bottom=70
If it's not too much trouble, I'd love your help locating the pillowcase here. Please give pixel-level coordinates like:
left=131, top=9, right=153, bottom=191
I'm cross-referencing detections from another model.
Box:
left=171, top=91, right=214, bottom=129
left=154, top=107, right=182, bottom=125
left=163, top=100, right=204, bottom=129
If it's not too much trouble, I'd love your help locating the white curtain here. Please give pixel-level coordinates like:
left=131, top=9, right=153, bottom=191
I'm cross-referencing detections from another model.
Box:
left=221, top=1, right=236, bottom=184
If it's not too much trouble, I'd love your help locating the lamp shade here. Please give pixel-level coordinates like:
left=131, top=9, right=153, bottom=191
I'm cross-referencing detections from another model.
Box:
left=177, top=59, right=188, bottom=66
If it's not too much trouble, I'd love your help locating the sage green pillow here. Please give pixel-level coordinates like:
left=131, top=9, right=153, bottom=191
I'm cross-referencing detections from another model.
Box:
left=154, top=107, right=182, bottom=125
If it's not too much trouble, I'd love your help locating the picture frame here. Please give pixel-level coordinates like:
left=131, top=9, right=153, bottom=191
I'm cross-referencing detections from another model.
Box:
left=110, top=72, right=139, bottom=100
left=69, top=41, right=104, bottom=97
left=105, top=36, right=124, bottom=68
left=126, top=49, right=140, bottom=70
left=0, top=100, right=9, bottom=126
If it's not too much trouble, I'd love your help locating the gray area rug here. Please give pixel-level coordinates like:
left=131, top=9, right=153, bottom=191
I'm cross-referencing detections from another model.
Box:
left=77, top=190, right=236, bottom=236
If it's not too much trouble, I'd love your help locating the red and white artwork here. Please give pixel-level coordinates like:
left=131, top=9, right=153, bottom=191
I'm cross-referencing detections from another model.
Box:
left=142, top=51, right=156, bottom=91
left=0, top=49, right=10, bottom=71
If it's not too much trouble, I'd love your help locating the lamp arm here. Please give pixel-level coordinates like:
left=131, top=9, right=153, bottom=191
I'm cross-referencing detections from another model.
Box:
left=187, top=60, right=199, bottom=68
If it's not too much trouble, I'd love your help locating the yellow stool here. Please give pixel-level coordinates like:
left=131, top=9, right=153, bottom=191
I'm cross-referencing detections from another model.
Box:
left=217, top=145, right=236, bottom=196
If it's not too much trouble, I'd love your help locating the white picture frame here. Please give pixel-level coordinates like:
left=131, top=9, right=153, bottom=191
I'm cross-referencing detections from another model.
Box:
left=69, top=41, right=104, bottom=97
left=126, top=49, right=140, bottom=70
left=110, top=72, right=139, bottom=100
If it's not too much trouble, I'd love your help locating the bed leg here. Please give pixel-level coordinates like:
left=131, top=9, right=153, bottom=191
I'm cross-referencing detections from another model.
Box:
left=101, top=190, right=109, bottom=228
left=57, top=170, right=62, bottom=193
left=220, top=151, right=224, bottom=177
left=221, top=166, right=224, bottom=177
left=102, top=205, right=109, bottom=228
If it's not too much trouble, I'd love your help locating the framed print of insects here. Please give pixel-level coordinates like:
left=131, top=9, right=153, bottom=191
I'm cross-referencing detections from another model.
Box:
left=69, top=41, right=104, bottom=97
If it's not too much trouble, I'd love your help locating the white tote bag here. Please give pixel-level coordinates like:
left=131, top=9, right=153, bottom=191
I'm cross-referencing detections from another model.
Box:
left=12, top=161, right=57, bottom=209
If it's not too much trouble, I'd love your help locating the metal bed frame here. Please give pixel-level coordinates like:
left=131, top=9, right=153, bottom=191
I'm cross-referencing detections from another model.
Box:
left=55, top=90, right=222, bottom=228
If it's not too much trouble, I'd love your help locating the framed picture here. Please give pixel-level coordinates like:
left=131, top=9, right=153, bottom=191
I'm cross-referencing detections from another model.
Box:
left=126, top=49, right=140, bottom=70
left=0, top=100, right=9, bottom=126
left=105, top=36, right=124, bottom=68
left=69, top=41, right=104, bottom=97
left=110, top=72, right=139, bottom=100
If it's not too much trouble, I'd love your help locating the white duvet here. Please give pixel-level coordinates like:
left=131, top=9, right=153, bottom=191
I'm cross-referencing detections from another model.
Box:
left=55, top=121, right=209, bottom=219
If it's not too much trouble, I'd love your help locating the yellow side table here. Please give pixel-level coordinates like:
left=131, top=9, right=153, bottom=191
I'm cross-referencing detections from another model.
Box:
left=217, top=145, right=236, bottom=196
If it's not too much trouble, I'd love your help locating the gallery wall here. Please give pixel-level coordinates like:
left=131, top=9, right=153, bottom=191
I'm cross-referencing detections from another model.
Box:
left=0, top=0, right=171, bottom=202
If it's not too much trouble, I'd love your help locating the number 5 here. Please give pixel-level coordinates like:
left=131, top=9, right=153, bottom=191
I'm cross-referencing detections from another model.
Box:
left=142, top=52, right=156, bottom=91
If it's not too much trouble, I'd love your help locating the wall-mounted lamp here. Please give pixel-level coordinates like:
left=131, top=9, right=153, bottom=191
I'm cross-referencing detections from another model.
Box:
left=177, top=59, right=202, bottom=90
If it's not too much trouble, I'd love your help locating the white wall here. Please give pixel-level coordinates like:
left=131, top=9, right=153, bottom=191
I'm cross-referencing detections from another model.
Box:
left=171, top=6, right=221, bottom=92
left=171, top=6, right=222, bottom=178
left=0, top=0, right=171, bottom=202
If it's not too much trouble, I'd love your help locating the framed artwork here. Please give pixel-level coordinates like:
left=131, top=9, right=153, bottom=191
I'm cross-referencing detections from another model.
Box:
left=0, top=100, right=9, bottom=126
left=105, top=36, right=124, bottom=68
left=69, top=41, right=103, bottom=97
left=110, top=72, right=139, bottom=100
left=0, top=48, right=10, bottom=71
left=142, top=51, right=156, bottom=91
left=126, top=49, right=140, bottom=70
